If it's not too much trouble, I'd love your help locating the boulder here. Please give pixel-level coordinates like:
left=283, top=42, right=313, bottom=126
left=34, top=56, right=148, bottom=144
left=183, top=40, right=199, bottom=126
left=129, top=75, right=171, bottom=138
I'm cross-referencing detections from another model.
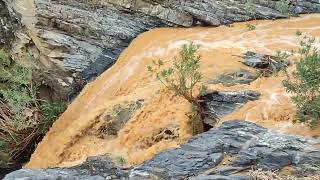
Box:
left=210, top=69, right=258, bottom=86
left=243, top=51, right=290, bottom=74
left=200, top=90, right=261, bottom=126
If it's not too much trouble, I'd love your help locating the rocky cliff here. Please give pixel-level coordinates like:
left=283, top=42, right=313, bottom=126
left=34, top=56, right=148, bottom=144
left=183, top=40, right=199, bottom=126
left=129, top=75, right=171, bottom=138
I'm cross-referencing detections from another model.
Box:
left=2, top=0, right=320, bottom=100
left=5, top=120, right=320, bottom=179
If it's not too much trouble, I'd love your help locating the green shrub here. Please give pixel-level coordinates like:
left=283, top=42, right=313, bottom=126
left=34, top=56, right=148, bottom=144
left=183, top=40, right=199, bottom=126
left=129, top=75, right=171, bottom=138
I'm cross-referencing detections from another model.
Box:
left=245, top=0, right=256, bottom=17
left=0, top=50, right=67, bottom=167
left=283, top=37, right=320, bottom=128
left=246, top=23, right=256, bottom=31
left=41, top=102, right=67, bottom=123
left=148, top=43, right=209, bottom=134
left=275, top=0, right=290, bottom=16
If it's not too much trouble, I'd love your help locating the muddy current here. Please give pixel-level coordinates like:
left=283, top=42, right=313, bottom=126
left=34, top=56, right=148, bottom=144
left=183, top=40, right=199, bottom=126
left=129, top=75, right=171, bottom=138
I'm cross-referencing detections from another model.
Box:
left=27, top=15, right=320, bottom=169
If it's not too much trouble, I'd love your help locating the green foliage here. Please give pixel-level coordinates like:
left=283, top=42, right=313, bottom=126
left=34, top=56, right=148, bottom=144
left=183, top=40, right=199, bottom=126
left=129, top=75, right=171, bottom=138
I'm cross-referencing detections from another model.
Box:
left=148, top=43, right=206, bottom=100
left=245, top=0, right=256, bottom=17
left=41, top=102, right=67, bottom=123
left=115, top=156, right=127, bottom=166
left=246, top=23, right=256, bottom=31
left=275, top=0, right=290, bottom=16
left=296, top=30, right=302, bottom=37
left=283, top=37, right=320, bottom=128
left=0, top=50, right=67, bottom=167
left=148, top=43, right=209, bottom=134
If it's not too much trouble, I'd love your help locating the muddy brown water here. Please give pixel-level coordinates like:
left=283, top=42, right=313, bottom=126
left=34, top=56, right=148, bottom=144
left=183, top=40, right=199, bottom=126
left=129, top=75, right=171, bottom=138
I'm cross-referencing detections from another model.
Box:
left=27, top=14, right=320, bottom=169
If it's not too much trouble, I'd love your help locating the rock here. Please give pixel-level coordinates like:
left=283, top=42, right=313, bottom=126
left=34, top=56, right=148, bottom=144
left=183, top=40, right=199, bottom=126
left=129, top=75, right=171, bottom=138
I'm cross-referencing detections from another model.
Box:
left=0, top=0, right=18, bottom=48
left=4, top=156, right=129, bottom=180
left=93, top=99, right=144, bottom=136
left=210, top=69, right=258, bottom=86
left=191, top=175, right=251, bottom=180
left=5, top=120, right=320, bottom=179
left=200, top=90, right=261, bottom=126
left=2, top=0, right=320, bottom=99
left=129, top=120, right=320, bottom=179
left=243, top=51, right=290, bottom=74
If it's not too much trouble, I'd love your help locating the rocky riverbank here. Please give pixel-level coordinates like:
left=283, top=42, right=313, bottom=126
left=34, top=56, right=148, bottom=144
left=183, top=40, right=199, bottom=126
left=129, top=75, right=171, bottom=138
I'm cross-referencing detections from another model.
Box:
left=5, top=120, right=320, bottom=179
left=1, top=0, right=320, bottom=100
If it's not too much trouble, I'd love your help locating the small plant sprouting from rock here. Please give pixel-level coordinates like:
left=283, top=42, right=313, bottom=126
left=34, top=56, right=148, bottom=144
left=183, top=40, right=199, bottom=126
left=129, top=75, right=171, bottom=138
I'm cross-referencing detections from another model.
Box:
left=0, top=49, right=67, bottom=167
left=283, top=36, right=320, bottom=128
left=275, top=0, right=290, bottom=16
left=115, top=156, right=127, bottom=167
left=148, top=43, right=209, bottom=135
left=246, top=23, right=256, bottom=31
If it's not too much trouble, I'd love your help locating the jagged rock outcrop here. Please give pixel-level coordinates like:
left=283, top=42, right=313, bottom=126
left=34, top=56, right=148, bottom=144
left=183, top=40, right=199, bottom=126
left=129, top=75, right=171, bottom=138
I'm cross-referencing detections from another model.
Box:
left=210, top=69, right=258, bottom=86
left=200, top=90, right=260, bottom=126
left=0, top=0, right=18, bottom=48
left=2, top=0, right=320, bottom=100
left=5, top=120, right=320, bottom=179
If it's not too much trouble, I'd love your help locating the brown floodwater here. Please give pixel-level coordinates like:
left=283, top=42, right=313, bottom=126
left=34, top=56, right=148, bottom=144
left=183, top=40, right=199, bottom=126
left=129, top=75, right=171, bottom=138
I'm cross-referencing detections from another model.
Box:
left=27, top=14, right=320, bottom=169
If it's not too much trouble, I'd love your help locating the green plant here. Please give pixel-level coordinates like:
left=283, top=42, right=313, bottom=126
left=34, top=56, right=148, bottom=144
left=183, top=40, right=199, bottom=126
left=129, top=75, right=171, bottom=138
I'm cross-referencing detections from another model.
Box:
left=148, top=43, right=209, bottom=134
left=296, top=30, right=302, bottom=36
left=115, top=156, right=127, bottom=166
left=283, top=37, right=320, bottom=128
left=245, top=0, right=256, bottom=17
left=246, top=23, right=256, bottom=31
left=0, top=50, right=67, bottom=167
left=41, top=102, right=67, bottom=123
left=275, top=0, right=290, bottom=16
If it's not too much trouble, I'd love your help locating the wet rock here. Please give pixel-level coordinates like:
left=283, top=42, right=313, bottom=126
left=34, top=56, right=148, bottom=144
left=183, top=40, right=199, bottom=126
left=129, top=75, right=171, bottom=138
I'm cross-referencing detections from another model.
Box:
left=200, top=90, right=261, bottom=126
left=243, top=51, right=290, bottom=74
left=97, top=99, right=144, bottom=136
left=4, top=156, right=129, bottom=180
left=2, top=0, right=320, bottom=99
left=191, top=175, right=250, bottom=180
left=129, top=120, right=320, bottom=179
left=210, top=69, right=258, bottom=86
left=5, top=120, right=320, bottom=179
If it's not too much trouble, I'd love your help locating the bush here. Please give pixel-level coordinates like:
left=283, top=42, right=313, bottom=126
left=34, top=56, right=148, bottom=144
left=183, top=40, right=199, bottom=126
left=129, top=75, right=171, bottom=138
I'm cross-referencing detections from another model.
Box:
left=275, top=0, right=290, bottom=16
left=0, top=50, right=66, bottom=167
left=245, top=0, right=256, bottom=17
left=148, top=43, right=209, bottom=134
left=246, top=23, right=256, bottom=31
left=283, top=37, right=320, bottom=128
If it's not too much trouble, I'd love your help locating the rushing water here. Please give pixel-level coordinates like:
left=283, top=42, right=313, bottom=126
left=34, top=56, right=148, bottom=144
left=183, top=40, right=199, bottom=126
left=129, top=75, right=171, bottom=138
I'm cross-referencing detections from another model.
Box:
left=27, top=14, right=320, bottom=169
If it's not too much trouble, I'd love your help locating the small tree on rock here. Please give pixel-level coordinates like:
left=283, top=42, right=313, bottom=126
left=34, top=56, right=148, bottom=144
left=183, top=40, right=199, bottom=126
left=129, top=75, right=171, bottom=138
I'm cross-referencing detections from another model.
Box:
left=148, top=43, right=208, bottom=134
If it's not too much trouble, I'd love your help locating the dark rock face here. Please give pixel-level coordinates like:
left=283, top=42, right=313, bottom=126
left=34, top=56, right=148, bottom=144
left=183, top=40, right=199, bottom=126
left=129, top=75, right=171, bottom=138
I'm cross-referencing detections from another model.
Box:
left=210, top=69, right=258, bottom=86
left=243, top=51, right=290, bottom=73
left=0, top=0, right=18, bottom=48
left=96, top=99, right=144, bottom=136
left=2, top=0, right=320, bottom=99
left=200, top=90, right=260, bottom=126
left=130, top=121, right=320, bottom=179
left=5, top=121, right=320, bottom=179
left=4, top=156, right=129, bottom=180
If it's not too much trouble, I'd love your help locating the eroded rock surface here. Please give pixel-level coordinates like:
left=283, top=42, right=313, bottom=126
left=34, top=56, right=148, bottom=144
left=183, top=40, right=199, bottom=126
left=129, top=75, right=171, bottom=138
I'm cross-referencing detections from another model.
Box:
left=243, top=51, right=290, bottom=74
left=5, top=120, right=320, bottom=180
left=0, top=0, right=18, bottom=48
left=201, top=90, right=261, bottom=126
left=2, top=0, right=320, bottom=99
left=210, top=69, right=258, bottom=86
